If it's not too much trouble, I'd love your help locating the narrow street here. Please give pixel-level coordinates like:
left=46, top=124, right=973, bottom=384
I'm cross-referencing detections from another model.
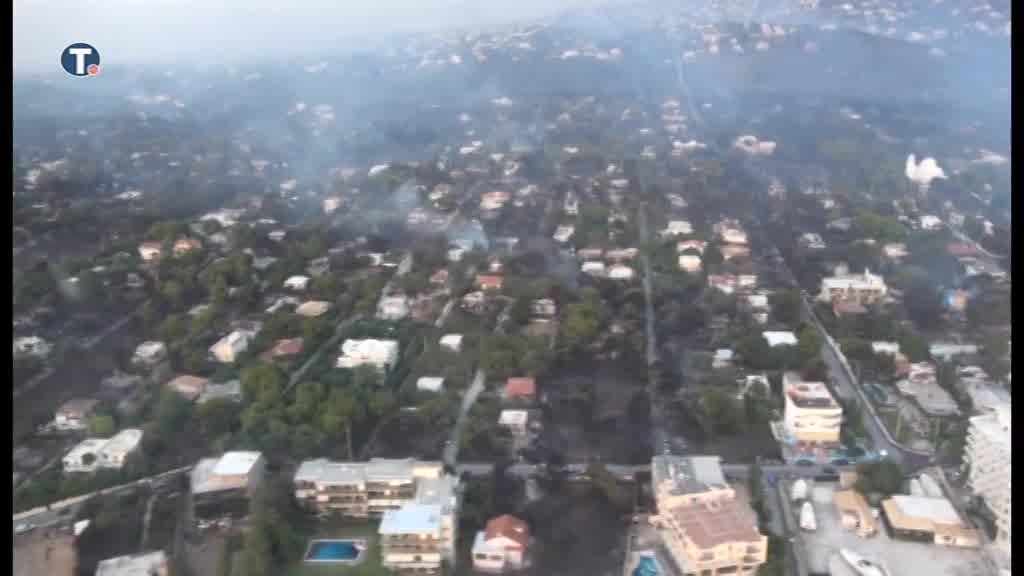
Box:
left=443, top=369, right=486, bottom=467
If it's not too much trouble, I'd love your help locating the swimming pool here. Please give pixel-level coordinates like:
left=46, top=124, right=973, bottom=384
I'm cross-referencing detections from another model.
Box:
left=633, top=554, right=660, bottom=576
left=304, top=539, right=365, bottom=563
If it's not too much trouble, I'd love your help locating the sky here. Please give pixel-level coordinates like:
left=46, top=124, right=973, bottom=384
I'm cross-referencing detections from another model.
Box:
left=13, top=0, right=612, bottom=75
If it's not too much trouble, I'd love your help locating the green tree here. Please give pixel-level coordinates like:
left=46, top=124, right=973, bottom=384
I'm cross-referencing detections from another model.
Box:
left=897, top=330, right=930, bottom=363
left=196, top=398, right=241, bottom=439
left=854, top=459, right=903, bottom=497
left=771, top=289, right=803, bottom=325
left=86, top=414, right=116, bottom=437
left=240, top=363, right=285, bottom=406
left=797, top=324, right=823, bottom=368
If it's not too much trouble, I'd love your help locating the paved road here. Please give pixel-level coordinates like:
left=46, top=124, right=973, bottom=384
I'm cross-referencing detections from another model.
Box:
left=443, top=369, right=487, bottom=467
left=636, top=205, right=669, bottom=453
left=13, top=465, right=192, bottom=529
left=774, top=480, right=810, bottom=576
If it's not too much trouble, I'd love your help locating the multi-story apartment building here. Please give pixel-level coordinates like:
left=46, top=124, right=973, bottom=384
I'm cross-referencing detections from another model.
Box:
left=293, top=458, right=445, bottom=517
left=190, top=451, right=265, bottom=529
left=650, top=455, right=767, bottom=576
left=964, top=403, right=1012, bottom=556
left=816, top=269, right=887, bottom=304
left=782, top=372, right=842, bottom=446
left=336, top=339, right=400, bottom=372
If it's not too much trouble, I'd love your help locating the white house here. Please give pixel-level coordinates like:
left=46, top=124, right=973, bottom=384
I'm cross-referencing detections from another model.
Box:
left=440, top=334, right=464, bottom=353
left=607, top=265, right=635, bottom=281
left=679, top=254, right=702, bottom=273
left=800, top=233, right=827, bottom=250
left=210, top=330, right=254, bottom=364
left=472, top=515, right=530, bottom=573
left=763, top=331, right=798, bottom=348
left=283, top=275, right=310, bottom=291
left=714, top=219, right=749, bottom=245
left=816, top=269, right=887, bottom=304
left=377, top=296, right=410, bottom=321
left=54, top=398, right=100, bottom=431
left=63, top=429, right=144, bottom=473
left=498, top=410, right=530, bottom=436
left=95, top=551, right=168, bottom=576
left=920, top=215, right=944, bottom=230
left=676, top=239, right=707, bottom=254
left=417, top=377, right=445, bottom=393
left=13, top=336, right=52, bottom=357
left=553, top=225, right=575, bottom=243
left=581, top=261, right=606, bottom=276
left=133, top=341, right=167, bottom=366
left=871, top=342, right=900, bottom=356
left=137, top=241, right=163, bottom=262
left=712, top=349, right=735, bottom=369
left=337, top=339, right=400, bottom=372
left=661, top=220, right=693, bottom=237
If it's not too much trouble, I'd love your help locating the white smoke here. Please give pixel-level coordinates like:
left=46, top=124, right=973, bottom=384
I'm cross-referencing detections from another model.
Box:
left=905, top=154, right=948, bottom=187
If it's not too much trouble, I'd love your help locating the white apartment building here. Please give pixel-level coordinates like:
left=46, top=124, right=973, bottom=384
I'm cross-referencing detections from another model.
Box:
left=650, top=455, right=766, bottom=575
left=96, top=551, right=168, bottom=576
left=63, top=429, right=144, bottom=473
left=377, top=474, right=460, bottom=575
left=816, top=269, right=887, bottom=304
left=782, top=372, right=842, bottom=446
left=964, top=403, right=1012, bottom=556
left=133, top=341, right=167, bottom=366
left=661, top=220, right=694, bottom=237
left=293, top=458, right=446, bottom=517
left=336, top=339, right=400, bottom=372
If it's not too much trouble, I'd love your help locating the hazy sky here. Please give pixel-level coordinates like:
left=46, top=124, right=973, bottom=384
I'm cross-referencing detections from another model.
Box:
left=14, top=0, right=612, bottom=74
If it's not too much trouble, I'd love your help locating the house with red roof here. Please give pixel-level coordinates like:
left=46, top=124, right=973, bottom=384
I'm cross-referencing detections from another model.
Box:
left=472, top=514, right=531, bottom=572
left=504, top=378, right=536, bottom=402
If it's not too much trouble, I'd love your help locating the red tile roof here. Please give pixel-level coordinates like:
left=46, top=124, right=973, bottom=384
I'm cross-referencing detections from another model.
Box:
left=484, top=515, right=529, bottom=549
left=260, top=338, right=304, bottom=361
left=505, top=378, right=536, bottom=398
left=476, top=275, right=504, bottom=290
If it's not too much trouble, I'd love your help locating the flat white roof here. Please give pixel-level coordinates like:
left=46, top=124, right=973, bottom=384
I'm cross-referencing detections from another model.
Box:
left=95, top=551, right=167, bottom=576
left=887, top=495, right=960, bottom=524
left=379, top=503, right=443, bottom=535
left=213, top=451, right=262, bottom=476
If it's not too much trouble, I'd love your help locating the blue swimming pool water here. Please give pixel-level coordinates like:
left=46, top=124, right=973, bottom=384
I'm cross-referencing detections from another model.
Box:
left=633, top=555, right=659, bottom=576
left=305, top=540, right=360, bottom=561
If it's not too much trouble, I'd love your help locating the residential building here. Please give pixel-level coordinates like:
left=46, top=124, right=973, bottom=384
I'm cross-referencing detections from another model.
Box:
left=762, top=331, right=797, bottom=348
left=783, top=372, right=842, bottom=446
left=166, top=375, right=209, bottom=401
left=462, top=291, right=487, bottom=314
left=197, top=380, right=242, bottom=404
left=947, top=243, right=978, bottom=258
left=63, top=429, right=143, bottom=473
left=284, top=275, right=310, bottom=291
left=964, top=403, right=1011, bottom=556
left=378, top=296, right=411, bottom=321
left=296, top=300, right=331, bottom=318
left=882, top=243, right=909, bottom=261
left=608, top=265, right=635, bottom=280
left=504, top=378, right=536, bottom=402
left=475, top=275, right=504, bottom=292
left=268, top=229, right=287, bottom=242
left=210, top=330, right=254, bottom=364
left=553, top=225, right=575, bottom=243
left=472, top=515, right=531, bottom=573
left=95, top=551, right=168, bottom=576
left=677, top=239, right=707, bottom=254
left=577, top=247, right=604, bottom=260
left=417, top=377, right=445, bottom=393
left=498, top=410, right=529, bottom=436
left=833, top=489, right=877, bottom=537
left=582, top=261, right=606, bottom=276
left=816, top=269, right=887, bottom=304
left=379, top=503, right=452, bottom=575
left=661, top=220, right=693, bottom=237
left=138, top=241, right=163, bottom=262
left=337, top=339, right=400, bottom=372
left=800, top=233, right=827, bottom=250
left=530, top=299, right=557, bottom=318
left=720, top=244, right=751, bottom=261
left=14, top=335, right=52, bottom=357
left=920, top=215, right=943, bottom=230
left=880, top=495, right=980, bottom=547
left=172, top=237, right=202, bottom=256
left=679, top=254, right=702, bottom=273
left=260, top=338, right=304, bottom=362
left=943, top=289, right=970, bottom=312
left=430, top=269, right=449, bottom=286
left=191, top=451, right=265, bottom=529
left=895, top=363, right=958, bottom=416
left=293, top=458, right=445, bottom=517
left=439, top=334, right=463, bottom=353
left=929, top=343, right=979, bottom=363
left=871, top=342, right=900, bottom=356
left=650, top=455, right=766, bottom=575
left=54, top=398, right=99, bottom=431
left=713, top=219, right=749, bottom=245
left=323, top=196, right=343, bottom=214
left=606, top=248, right=639, bottom=261
left=712, top=349, right=734, bottom=369
left=132, top=341, right=167, bottom=366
